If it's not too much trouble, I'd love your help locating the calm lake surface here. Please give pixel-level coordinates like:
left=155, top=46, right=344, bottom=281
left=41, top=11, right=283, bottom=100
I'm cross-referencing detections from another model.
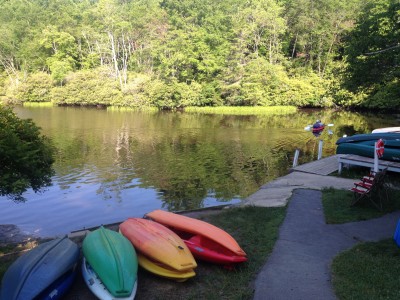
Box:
left=1, top=106, right=398, bottom=238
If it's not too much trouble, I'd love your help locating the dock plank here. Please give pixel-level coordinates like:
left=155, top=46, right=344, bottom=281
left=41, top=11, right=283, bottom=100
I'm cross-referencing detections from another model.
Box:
left=291, top=155, right=339, bottom=175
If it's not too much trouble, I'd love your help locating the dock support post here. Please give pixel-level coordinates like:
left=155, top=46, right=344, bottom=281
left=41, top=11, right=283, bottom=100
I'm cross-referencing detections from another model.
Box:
left=293, top=149, right=300, bottom=167
left=374, top=141, right=379, bottom=173
left=317, top=140, right=323, bottom=160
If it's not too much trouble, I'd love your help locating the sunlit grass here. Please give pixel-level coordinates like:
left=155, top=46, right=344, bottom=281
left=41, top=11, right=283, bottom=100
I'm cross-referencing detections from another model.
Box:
left=184, top=106, right=297, bottom=115
left=23, top=102, right=54, bottom=107
left=107, top=106, right=158, bottom=112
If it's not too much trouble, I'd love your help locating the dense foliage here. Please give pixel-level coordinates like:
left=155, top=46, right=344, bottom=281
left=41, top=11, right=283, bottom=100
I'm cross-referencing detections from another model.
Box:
left=343, top=0, right=400, bottom=109
left=0, top=0, right=398, bottom=110
left=0, top=106, right=54, bottom=201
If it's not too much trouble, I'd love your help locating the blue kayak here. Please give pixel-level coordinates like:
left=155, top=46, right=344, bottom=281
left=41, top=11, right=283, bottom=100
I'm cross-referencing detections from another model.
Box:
left=0, top=236, right=79, bottom=300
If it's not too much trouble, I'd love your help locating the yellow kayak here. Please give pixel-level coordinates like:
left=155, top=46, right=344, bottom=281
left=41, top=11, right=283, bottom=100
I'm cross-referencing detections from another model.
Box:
left=137, top=253, right=195, bottom=282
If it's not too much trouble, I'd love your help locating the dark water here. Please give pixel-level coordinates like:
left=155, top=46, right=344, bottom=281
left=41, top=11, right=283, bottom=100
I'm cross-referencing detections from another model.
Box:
left=0, top=106, right=398, bottom=237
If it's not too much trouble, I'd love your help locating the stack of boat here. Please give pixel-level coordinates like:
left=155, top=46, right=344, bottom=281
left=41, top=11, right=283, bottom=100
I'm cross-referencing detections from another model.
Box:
left=0, top=210, right=247, bottom=299
left=336, top=132, right=400, bottom=162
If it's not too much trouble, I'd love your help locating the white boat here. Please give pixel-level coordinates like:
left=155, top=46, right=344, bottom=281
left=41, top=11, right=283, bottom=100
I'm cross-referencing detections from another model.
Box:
left=372, top=127, right=400, bottom=133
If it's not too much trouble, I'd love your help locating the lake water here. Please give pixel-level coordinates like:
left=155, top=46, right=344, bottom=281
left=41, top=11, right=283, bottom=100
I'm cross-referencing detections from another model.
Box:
left=0, top=106, right=398, bottom=238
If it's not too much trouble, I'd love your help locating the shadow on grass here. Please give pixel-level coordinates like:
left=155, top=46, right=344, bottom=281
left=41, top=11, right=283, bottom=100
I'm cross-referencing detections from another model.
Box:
left=323, top=182, right=400, bottom=299
left=332, top=239, right=400, bottom=300
left=322, top=188, right=400, bottom=224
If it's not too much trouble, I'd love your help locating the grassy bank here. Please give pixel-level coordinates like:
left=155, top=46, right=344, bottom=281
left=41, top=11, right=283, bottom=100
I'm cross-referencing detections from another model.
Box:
left=0, top=206, right=286, bottom=299
left=23, top=102, right=54, bottom=107
left=184, top=106, right=297, bottom=115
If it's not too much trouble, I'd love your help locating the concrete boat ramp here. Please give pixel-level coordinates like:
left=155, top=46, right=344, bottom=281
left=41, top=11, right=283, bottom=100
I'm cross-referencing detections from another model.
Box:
left=245, top=155, right=356, bottom=207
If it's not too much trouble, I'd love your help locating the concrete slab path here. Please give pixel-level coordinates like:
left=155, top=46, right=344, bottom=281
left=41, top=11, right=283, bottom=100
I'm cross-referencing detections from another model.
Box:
left=245, top=171, right=356, bottom=207
left=253, top=189, right=400, bottom=300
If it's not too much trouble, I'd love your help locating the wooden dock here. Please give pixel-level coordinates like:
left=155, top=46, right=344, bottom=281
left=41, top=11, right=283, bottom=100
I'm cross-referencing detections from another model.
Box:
left=291, top=155, right=340, bottom=175
left=338, top=154, right=400, bottom=174
left=292, top=154, right=400, bottom=176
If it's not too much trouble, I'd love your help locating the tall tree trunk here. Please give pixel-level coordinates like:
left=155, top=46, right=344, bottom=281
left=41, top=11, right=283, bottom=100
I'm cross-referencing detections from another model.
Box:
left=108, top=31, right=123, bottom=89
left=292, top=33, right=298, bottom=59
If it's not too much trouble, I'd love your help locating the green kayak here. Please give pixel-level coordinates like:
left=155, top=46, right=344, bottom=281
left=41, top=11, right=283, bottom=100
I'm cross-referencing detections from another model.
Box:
left=82, top=226, right=138, bottom=298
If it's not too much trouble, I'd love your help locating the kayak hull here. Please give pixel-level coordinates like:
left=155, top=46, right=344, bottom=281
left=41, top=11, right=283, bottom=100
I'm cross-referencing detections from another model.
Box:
left=146, top=210, right=247, bottom=265
left=336, top=133, right=400, bottom=145
left=336, top=142, right=400, bottom=162
left=82, top=227, right=138, bottom=298
left=372, top=127, right=400, bottom=134
left=185, top=235, right=247, bottom=264
left=137, top=253, right=195, bottom=281
left=119, top=218, right=196, bottom=275
left=81, top=257, right=137, bottom=300
left=0, top=237, right=79, bottom=300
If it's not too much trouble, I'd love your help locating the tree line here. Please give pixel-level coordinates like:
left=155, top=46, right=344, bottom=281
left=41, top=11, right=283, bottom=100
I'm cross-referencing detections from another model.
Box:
left=0, top=0, right=398, bottom=110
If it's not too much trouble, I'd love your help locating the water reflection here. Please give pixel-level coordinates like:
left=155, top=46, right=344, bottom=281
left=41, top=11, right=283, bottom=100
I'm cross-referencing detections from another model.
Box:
left=0, top=106, right=397, bottom=237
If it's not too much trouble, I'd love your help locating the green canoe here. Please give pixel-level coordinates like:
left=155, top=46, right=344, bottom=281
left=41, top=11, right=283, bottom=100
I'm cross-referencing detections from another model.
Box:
left=82, top=226, right=138, bottom=298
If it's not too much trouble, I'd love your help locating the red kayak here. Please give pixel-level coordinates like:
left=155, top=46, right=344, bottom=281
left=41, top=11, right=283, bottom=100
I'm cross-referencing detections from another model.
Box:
left=145, top=210, right=247, bottom=265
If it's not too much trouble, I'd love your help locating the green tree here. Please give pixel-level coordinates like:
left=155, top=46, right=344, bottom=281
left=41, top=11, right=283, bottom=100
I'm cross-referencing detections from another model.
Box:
left=284, top=0, right=362, bottom=76
left=344, top=0, right=400, bottom=93
left=0, top=106, right=55, bottom=201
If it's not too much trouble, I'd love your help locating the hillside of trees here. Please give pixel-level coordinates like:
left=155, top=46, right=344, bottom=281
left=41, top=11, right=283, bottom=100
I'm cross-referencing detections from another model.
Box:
left=0, top=0, right=399, bottom=110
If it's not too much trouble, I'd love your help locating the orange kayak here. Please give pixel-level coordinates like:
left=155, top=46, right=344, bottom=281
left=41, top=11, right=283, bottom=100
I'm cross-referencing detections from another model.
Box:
left=119, top=218, right=197, bottom=274
left=145, top=210, right=247, bottom=264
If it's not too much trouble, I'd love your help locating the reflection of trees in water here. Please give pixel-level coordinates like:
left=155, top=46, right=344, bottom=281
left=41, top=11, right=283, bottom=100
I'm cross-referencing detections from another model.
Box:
left=128, top=133, right=297, bottom=211
left=39, top=107, right=399, bottom=209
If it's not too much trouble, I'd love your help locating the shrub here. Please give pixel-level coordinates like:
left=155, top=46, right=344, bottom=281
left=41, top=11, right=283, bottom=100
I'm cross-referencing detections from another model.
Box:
left=16, top=72, right=54, bottom=103
left=50, top=68, right=123, bottom=106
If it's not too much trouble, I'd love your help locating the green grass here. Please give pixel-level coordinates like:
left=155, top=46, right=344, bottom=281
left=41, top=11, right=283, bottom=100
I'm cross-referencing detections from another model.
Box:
left=324, top=185, right=400, bottom=299
left=322, top=187, right=400, bottom=224
left=23, top=101, right=54, bottom=107
left=332, top=239, right=400, bottom=300
left=107, top=106, right=158, bottom=112
left=184, top=106, right=297, bottom=116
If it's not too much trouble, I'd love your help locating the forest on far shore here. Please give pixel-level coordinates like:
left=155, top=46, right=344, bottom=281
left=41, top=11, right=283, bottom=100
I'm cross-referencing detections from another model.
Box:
left=0, top=0, right=399, bottom=110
